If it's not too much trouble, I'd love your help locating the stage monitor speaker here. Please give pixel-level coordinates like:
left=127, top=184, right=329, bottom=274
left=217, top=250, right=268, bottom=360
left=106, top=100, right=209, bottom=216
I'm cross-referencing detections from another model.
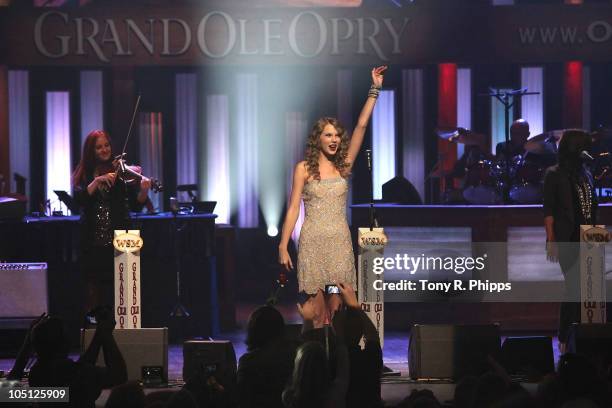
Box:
left=501, top=336, right=554, bottom=380
left=382, top=176, right=422, bottom=204
left=183, top=339, right=237, bottom=387
left=0, top=263, right=48, bottom=318
left=568, top=323, right=612, bottom=372
left=81, top=328, right=168, bottom=382
left=409, top=324, right=500, bottom=380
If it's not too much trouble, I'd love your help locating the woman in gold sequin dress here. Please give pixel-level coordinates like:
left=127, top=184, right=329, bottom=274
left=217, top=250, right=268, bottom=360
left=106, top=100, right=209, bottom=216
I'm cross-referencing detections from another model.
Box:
left=279, top=66, right=387, bottom=325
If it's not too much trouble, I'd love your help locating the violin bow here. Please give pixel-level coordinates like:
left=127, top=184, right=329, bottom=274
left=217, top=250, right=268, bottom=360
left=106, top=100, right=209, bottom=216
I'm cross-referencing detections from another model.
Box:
left=117, top=94, right=142, bottom=175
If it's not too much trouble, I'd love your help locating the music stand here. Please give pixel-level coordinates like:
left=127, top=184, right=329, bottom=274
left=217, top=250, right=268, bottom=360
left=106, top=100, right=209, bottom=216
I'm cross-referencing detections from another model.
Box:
left=176, top=184, right=198, bottom=202
left=54, top=190, right=79, bottom=214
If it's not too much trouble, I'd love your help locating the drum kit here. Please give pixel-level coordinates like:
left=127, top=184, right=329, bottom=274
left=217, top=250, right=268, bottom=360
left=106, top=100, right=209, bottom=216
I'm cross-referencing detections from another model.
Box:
left=435, top=127, right=612, bottom=205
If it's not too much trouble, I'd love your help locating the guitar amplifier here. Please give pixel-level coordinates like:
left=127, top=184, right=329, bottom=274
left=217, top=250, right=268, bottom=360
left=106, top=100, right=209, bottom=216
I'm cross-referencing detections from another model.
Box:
left=0, top=263, right=48, bottom=318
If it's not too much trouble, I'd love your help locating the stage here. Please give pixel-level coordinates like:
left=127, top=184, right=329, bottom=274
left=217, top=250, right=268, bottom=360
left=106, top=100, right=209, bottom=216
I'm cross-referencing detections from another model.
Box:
left=2, top=204, right=610, bottom=345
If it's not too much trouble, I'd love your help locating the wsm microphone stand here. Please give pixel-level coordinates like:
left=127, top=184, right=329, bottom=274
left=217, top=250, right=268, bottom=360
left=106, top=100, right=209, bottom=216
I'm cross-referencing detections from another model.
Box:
left=364, top=149, right=398, bottom=376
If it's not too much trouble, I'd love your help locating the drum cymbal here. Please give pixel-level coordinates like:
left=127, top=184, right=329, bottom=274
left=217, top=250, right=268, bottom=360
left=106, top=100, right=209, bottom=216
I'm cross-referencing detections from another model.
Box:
left=591, top=126, right=612, bottom=142
left=436, top=127, right=461, bottom=139
left=525, top=128, right=612, bottom=154
left=435, top=127, right=485, bottom=146
left=524, top=130, right=563, bottom=155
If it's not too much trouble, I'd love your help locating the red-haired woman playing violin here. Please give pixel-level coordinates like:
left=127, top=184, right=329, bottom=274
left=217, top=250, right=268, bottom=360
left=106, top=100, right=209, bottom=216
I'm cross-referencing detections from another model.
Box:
left=72, top=129, right=151, bottom=311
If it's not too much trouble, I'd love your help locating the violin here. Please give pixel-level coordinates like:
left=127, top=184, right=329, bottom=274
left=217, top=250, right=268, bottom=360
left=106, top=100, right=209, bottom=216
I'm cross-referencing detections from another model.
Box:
left=96, top=156, right=163, bottom=194
left=112, top=154, right=163, bottom=193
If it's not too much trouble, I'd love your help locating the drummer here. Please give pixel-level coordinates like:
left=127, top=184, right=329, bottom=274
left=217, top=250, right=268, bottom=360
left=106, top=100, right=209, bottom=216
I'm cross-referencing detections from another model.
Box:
left=495, top=118, right=557, bottom=168
left=495, top=119, right=530, bottom=161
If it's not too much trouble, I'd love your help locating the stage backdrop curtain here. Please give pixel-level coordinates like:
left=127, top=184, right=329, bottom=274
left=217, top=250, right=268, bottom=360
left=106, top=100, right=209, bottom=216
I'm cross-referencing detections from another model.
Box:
left=337, top=69, right=353, bottom=224
left=582, top=65, right=590, bottom=132
left=234, top=73, right=259, bottom=228
left=139, top=112, right=163, bottom=212
left=372, top=90, right=396, bottom=200
left=438, top=63, right=458, bottom=191
left=8, top=70, right=30, bottom=196
left=563, top=61, right=583, bottom=129
left=175, top=73, right=198, bottom=197
left=402, top=69, right=425, bottom=203
left=285, top=111, right=307, bottom=245
left=80, top=70, right=104, bottom=141
left=0, top=67, right=8, bottom=196
left=520, top=67, right=544, bottom=137
left=457, top=68, right=472, bottom=158
left=204, top=94, right=230, bottom=224
left=46, top=91, right=72, bottom=213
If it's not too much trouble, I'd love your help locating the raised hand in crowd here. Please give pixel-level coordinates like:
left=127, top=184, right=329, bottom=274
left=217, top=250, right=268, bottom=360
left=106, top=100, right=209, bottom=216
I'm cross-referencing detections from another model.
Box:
left=7, top=312, right=48, bottom=380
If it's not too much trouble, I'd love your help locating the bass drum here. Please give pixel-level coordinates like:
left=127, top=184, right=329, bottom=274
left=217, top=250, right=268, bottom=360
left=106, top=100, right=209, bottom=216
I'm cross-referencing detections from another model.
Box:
left=509, top=156, right=545, bottom=204
left=463, top=160, right=501, bottom=204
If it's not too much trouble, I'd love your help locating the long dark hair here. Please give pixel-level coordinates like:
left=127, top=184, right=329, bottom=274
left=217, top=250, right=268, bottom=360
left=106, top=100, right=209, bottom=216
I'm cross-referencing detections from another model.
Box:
left=71, top=130, right=113, bottom=186
left=245, top=305, right=285, bottom=351
left=557, top=129, right=592, bottom=177
left=283, top=341, right=330, bottom=408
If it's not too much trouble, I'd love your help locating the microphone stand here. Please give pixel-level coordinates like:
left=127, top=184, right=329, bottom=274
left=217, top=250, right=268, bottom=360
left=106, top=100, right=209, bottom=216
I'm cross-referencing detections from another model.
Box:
left=425, top=152, right=446, bottom=204
left=169, top=198, right=190, bottom=319
left=366, top=149, right=379, bottom=230
left=365, top=149, right=396, bottom=376
left=481, top=88, right=539, bottom=204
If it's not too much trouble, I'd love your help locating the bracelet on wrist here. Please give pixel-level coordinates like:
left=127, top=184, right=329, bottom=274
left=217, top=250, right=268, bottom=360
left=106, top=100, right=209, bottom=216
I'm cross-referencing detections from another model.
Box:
left=368, top=88, right=380, bottom=99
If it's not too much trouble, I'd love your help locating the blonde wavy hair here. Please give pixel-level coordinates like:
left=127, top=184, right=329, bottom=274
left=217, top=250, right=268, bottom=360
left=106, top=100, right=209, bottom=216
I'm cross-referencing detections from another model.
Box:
left=305, top=117, right=351, bottom=180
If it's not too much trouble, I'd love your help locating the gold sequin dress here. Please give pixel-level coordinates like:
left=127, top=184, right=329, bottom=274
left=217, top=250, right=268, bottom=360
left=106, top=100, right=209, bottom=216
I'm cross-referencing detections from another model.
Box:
left=297, top=176, right=357, bottom=294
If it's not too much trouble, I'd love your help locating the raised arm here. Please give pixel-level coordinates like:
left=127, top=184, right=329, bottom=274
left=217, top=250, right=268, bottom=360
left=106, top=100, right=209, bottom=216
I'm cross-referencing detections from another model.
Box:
left=7, top=313, right=47, bottom=380
left=278, top=161, right=308, bottom=271
left=346, top=66, right=387, bottom=166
